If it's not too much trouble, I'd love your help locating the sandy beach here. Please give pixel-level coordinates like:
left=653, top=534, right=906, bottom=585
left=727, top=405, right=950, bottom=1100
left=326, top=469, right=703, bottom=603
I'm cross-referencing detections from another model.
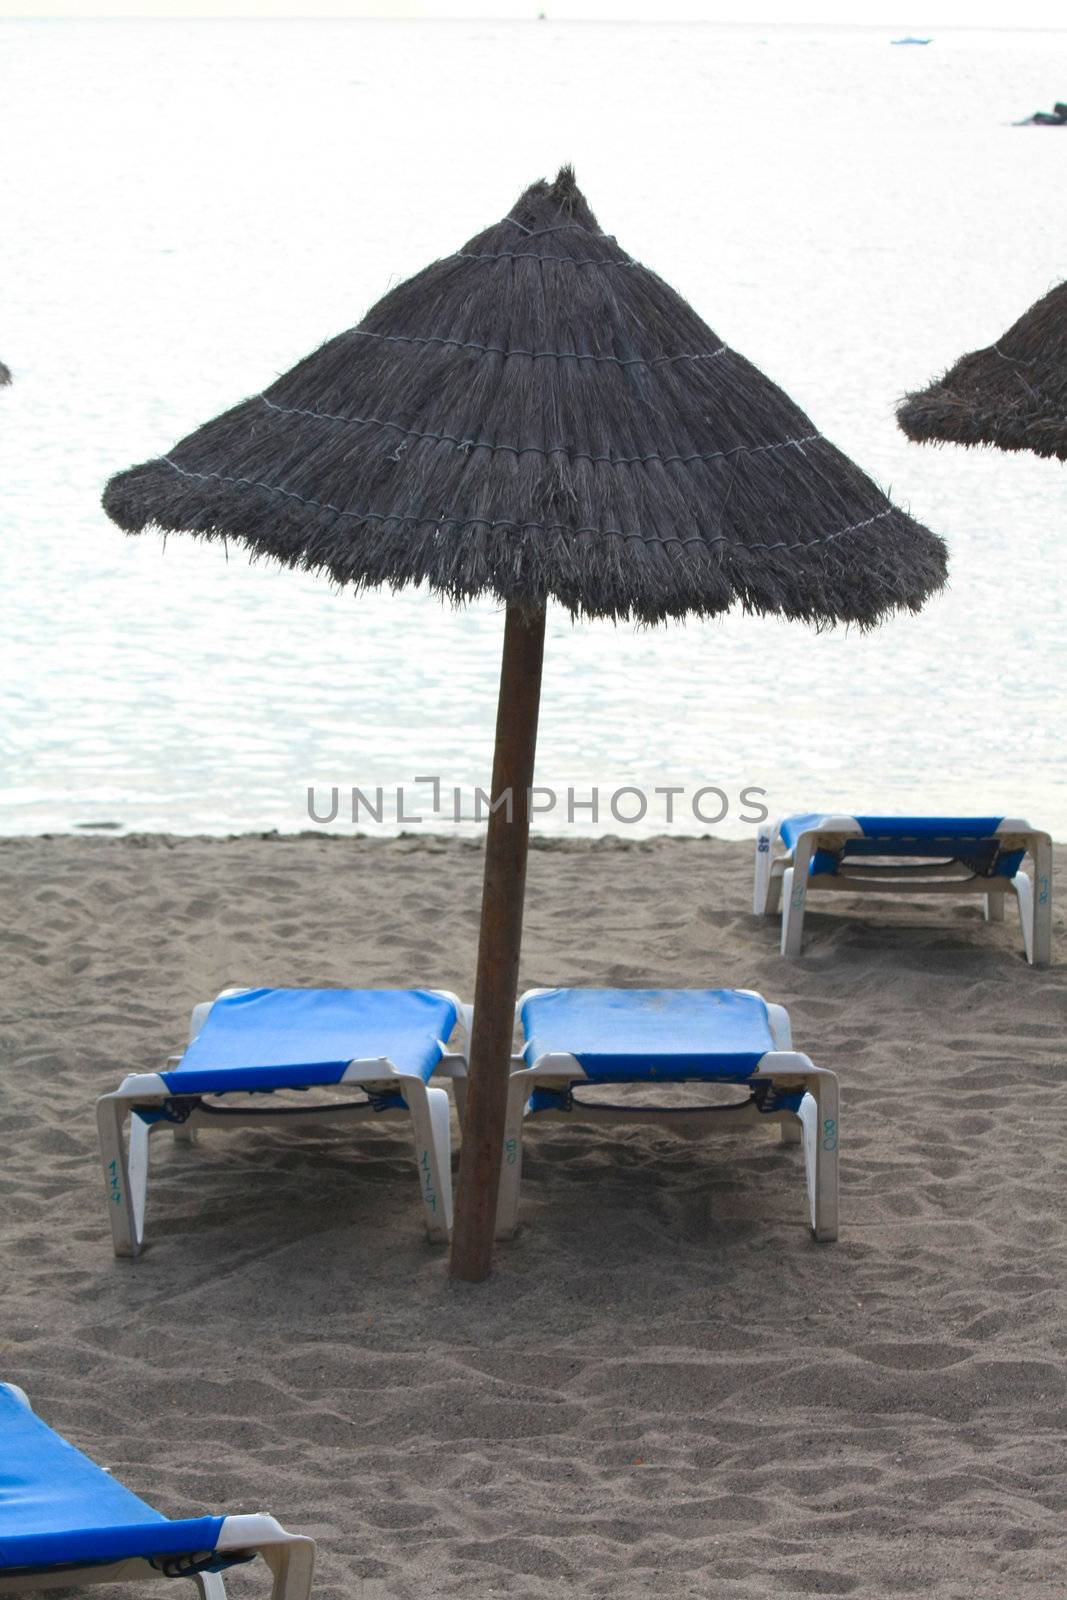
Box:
left=1, top=832, right=1064, bottom=1599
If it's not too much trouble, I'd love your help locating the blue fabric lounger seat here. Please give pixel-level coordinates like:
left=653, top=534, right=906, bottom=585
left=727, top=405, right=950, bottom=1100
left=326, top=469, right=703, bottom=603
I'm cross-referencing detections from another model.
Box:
left=96, top=988, right=467, bottom=1257
left=484, top=988, right=838, bottom=1243
left=521, top=987, right=782, bottom=1082
left=0, top=1383, right=313, bottom=1598
left=754, top=813, right=1053, bottom=964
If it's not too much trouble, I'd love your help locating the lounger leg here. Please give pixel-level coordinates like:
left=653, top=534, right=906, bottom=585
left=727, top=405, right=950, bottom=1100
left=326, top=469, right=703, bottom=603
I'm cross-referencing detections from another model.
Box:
left=426, top=1087, right=453, bottom=1235
left=451, top=1072, right=468, bottom=1131
left=193, top=1574, right=227, bottom=1599
left=983, top=893, right=1005, bottom=923
left=1031, top=838, right=1053, bottom=969
left=260, top=1538, right=316, bottom=1600
left=771, top=1008, right=802, bottom=1139
left=401, top=1080, right=452, bottom=1243
left=171, top=998, right=215, bottom=1147
left=127, top=1111, right=152, bottom=1242
left=96, top=1095, right=150, bottom=1258
left=495, top=1073, right=533, bottom=1241
left=765, top=863, right=783, bottom=917
left=781, top=866, right=808, bottom=957
left=1013, top=873, right=1035, bottom=965
left=753, top=825, right=773, bottom=914
left=799, top=1072, right=839, bottom=1242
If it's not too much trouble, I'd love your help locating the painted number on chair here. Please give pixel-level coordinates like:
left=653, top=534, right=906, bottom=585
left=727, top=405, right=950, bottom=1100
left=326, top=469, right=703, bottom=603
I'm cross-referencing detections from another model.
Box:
left=821, top=1118, right=837, bottom=1153
left=504, top=1137, right=519, bottom=1167
left=1038, top=874, right=1050, bottom=905
left=791, top=884, right=806, bottom=910
left=107, top=1158, right=122, bottom=1205
left=757, top=835, right=770, bottom=853
left=419, top=1150, right=437, bottom=1212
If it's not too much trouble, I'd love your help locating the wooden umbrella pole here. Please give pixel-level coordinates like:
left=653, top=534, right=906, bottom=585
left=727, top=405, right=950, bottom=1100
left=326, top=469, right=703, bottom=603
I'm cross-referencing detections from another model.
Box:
left=449, top=602, right=547, bottom=1282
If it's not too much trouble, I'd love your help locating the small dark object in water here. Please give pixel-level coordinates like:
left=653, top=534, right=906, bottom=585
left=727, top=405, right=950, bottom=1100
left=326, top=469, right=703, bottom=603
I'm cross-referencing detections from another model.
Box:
left=74, top=820, right=123, bottom=831
left=1016, top=102, right=1067, bottom=125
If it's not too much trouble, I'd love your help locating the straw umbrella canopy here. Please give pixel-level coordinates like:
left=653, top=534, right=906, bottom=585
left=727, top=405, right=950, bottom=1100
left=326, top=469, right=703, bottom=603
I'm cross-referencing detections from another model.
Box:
left=104, top=166, right=946, bottom=1281
left=898, top=278, right=1067, bottom=461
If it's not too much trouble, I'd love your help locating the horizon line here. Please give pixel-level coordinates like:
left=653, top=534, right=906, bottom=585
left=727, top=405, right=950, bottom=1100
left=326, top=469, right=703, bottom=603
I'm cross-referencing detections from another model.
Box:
left=3, top=11, right=1066, bottom=25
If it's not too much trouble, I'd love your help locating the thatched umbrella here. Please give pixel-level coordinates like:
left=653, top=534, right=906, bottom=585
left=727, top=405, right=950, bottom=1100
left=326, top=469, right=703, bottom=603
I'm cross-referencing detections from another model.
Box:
left=104, top=166, right=946, bottom=1281
left=0, top=361, right=11, bottom=386
left=898, top=278, right=1067, bottom=461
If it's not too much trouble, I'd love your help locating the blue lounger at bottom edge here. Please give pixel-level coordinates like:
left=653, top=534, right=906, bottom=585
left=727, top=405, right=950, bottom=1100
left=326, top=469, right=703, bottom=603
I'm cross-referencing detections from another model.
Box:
left=0, top=1384, right=314, bottom=1597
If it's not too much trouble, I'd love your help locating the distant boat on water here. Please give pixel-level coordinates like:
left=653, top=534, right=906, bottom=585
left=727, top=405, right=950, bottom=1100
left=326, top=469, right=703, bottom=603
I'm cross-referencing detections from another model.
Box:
left=892, top=36, right=932, bottom=45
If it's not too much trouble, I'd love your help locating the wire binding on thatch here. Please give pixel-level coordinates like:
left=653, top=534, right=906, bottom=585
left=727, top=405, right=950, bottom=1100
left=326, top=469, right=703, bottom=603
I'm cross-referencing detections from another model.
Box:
left=104, top=166, right=946, bottom=626
left=898, top=278, right=1067, bottom=462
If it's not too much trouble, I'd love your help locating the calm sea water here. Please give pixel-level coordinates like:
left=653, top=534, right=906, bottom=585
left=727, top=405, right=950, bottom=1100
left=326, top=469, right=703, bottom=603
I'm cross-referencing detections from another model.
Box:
left=2, top=19, right=1065, bottom=839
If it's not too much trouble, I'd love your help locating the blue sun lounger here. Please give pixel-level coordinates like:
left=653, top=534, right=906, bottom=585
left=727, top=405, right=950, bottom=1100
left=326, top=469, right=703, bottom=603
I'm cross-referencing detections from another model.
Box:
left=755, top=814, right=1052, bottom=964
left=0, top=1384, right=313, bottom=1598
left=474, top=988, right=838, bottom=1243
left=96, top=987, right=468, bottom=1255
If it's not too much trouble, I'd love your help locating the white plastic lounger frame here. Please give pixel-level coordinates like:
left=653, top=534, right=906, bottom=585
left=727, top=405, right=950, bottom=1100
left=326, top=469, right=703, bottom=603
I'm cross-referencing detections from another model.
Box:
left=755, top=815, right=1053, bottom=965
left=455, top=993, right=839, bottom=1244
left=96, top=989, right=468, bottom=1256
left=0, top=1386, right=314, bottom=1600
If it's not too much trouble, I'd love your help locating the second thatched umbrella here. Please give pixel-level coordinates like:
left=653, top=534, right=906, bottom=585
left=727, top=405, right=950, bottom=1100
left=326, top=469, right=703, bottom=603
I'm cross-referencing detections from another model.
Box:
left=0, top=362, right=11, bottom=387
left=898, top=278, right=1067, bottom=461
left=105, top=166, right=946, bottom=1281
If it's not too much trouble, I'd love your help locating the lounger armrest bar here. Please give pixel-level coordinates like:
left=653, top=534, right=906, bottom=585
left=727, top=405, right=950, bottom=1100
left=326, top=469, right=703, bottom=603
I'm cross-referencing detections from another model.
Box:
left=215, top=1517, right=315, bottom=1600
left=338, top=1057, right=403, bottom=1083
left=109, top=1073, right=172, bottom=1100
left=756, top=1049, right=819, bottom=1077
left=215, top=1514, right=305, bottom=1550
left=521, top=1050, right=586, bottom=1077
